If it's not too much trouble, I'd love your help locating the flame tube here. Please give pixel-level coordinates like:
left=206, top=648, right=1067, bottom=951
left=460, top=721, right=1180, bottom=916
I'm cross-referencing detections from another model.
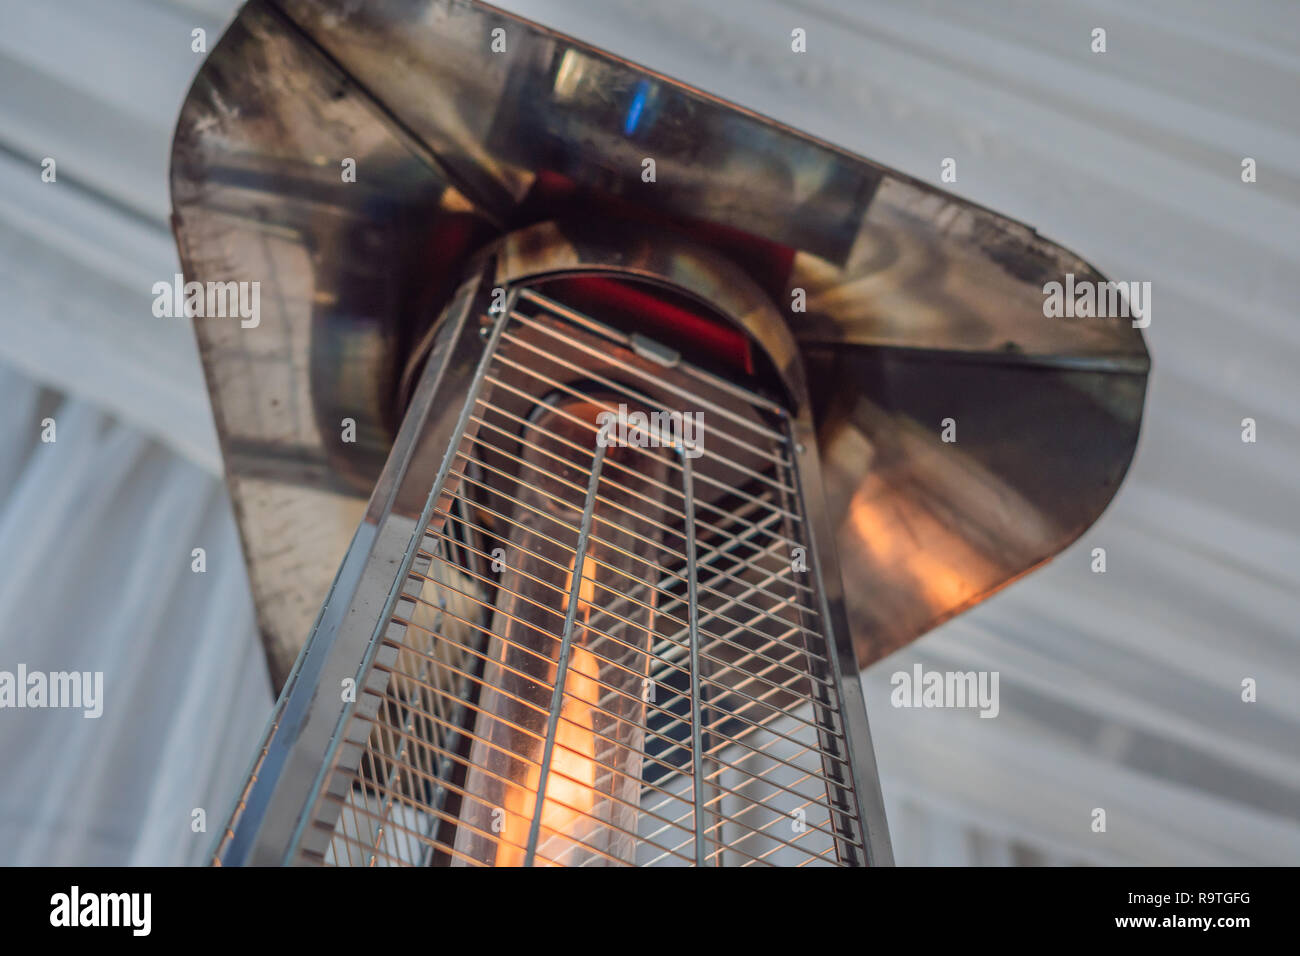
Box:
left=453, top=398, right=671, bottom=866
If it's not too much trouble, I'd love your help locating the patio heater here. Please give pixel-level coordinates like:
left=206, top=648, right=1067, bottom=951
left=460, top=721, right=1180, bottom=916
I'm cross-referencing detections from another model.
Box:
left=169, top=0, right=1148, bottom=866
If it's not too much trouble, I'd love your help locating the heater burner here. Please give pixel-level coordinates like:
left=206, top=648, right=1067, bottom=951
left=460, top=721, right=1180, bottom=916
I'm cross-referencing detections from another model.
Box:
left=213, top=239, right=891, bottom=866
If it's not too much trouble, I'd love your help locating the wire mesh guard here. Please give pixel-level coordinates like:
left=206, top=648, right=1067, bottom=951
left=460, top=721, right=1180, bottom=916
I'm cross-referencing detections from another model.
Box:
left=253, top=287, right=875, bottom=866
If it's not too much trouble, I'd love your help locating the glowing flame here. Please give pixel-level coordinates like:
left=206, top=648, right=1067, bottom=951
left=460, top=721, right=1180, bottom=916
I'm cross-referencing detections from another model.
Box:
left=496, top=557, right=606, bottom=866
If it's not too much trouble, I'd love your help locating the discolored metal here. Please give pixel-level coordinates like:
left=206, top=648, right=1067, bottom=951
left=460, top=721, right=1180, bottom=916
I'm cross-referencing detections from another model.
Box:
left=171, top=0, right=1148, bottom=686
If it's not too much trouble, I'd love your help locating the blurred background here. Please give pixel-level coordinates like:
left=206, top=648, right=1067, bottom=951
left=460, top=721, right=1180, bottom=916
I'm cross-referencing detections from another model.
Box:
left=0, top=0, right=1296, bottom=865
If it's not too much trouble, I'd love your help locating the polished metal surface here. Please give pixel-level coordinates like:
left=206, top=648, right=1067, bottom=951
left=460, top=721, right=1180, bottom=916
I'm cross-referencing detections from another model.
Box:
left=215, top=249, right=892, bottom=866
left=172, top=0, right=1148, bottom=685
left=212, top=264, right=495, bottom=865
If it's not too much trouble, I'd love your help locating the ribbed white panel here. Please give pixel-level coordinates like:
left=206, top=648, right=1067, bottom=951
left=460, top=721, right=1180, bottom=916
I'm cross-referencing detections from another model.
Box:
left=0, top=0, right=267, bottom=864
left=0, top=0, right=239, bottom=471
left=0, top=362, right=270, bottom=866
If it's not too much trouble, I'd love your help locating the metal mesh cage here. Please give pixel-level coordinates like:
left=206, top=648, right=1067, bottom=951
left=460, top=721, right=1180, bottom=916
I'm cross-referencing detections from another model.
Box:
left=214, top=276, right=889, bottom=867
